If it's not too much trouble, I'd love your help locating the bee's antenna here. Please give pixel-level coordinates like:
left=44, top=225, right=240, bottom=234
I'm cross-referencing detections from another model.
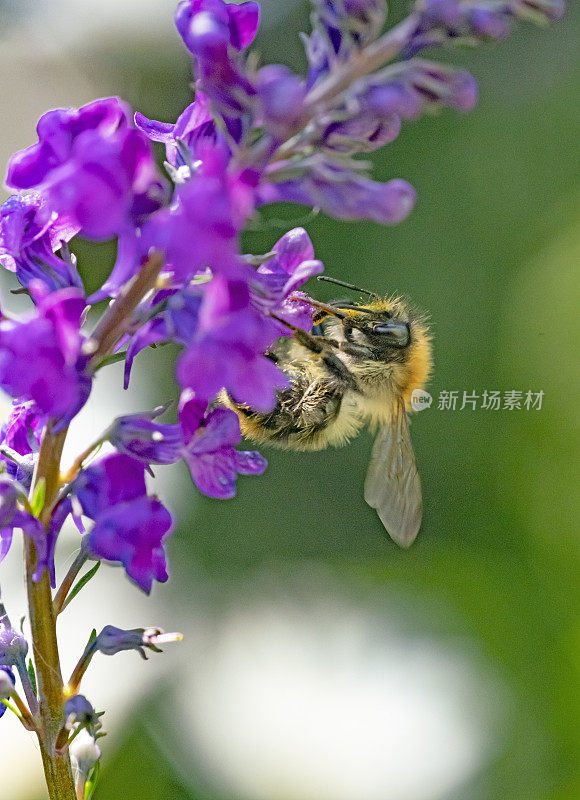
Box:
left=288, top=296, right=348, bottom=319
left=317, top=276, right=380, bottom=300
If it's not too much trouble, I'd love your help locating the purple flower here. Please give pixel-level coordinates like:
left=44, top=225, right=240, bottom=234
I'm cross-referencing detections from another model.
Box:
left=135, top=91, right=218, bottom=168
left=45, top=128, right=167, bottom=241
left=75, top=453, right=173, bottom=594
left=92, top=624, right=182, bottom=658
left=108, top=408, right=182, bottom=465
left=177, top=276, right=289, bottom=411
left=87, top=497, right=172, bottom=594
left=176, top=0, right=260, bottom=53
left=179, top=392, right=267, bottom=498
left=6, top=98, right=167, bottom=241
left=6, top=97, right=130, bottom=190
left=468, top=6, right=512, bottom=38
left=0, top=402, right=44, bottom=488
left=0, top=609, right=28, bottom=668
left=175, top=0, right=259, bottom=116
left=357, top=61, right=478, bottom=125
left=0, top=480, right=47, bottom=580
left=407, top=61, right=478, bottom=112
left=141, top=145, right=255, bottom=282
left=64, top=695, right=102, bottom=736
left=362, top=82, right=423, bottom=120
left=320, top=112, right=402, bottom=154
left=406, top=0, right=563, bottom=56
left=75, top=452, right=147, bottom=519
left=0, top=193, right=82, bottom=292
left=123, top=285, right=203, bottom=388
left=256, top=66, right=307, bottom=138
left=259, top=165, right=417, bottom=225
left=250, top=227, right=323, bottom=333
left=0, top=284, right=90, bottom=423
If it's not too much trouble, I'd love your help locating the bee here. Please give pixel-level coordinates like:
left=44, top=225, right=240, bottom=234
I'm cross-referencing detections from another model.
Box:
left=224, top=277, right=432, bottom=546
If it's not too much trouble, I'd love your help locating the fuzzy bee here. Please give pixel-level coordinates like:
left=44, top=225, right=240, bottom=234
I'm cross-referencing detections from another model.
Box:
left=223, top=278, right=432, bottom=546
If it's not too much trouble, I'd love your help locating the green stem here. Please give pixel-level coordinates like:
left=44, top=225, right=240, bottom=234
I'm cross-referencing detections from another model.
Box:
left=25, top=423, right=76, bottom=800
left=89, top=251, right=165, bottom=364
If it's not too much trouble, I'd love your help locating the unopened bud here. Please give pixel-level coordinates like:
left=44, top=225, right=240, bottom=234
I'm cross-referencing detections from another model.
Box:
left=0, top=666, right=16, bottom=719
left=64, top=694, right=102, bottom=736
left=0, top=616, right=28, bottom=667
left=0, top=666, right=15, bottom=701
left=70, top=729, right=101, bottom=779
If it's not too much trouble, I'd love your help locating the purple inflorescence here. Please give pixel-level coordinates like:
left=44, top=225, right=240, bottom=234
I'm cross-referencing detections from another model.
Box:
left=0, top=0, right=564, bottom=607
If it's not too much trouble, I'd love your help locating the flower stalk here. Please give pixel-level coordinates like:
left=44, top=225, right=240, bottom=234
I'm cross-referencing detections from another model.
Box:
left=26, top=424, right=76, bottom=800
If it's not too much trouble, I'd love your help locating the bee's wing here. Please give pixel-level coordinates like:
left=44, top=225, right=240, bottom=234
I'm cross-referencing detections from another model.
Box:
left=364, top=400, right=422, bottom=547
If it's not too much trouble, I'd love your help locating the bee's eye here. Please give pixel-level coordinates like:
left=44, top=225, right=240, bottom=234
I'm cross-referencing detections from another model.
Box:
left=372, top=322, right=410, bottom=348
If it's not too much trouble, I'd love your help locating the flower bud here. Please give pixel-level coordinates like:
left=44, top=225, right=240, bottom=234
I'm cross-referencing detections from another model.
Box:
left=0, top=666, right=14, bottom=698
left=419, top=0, right=462, bottom=28
left=322, top=113, right=401, bottom=153
left=0, top=615, right=28, bottom=667
left=256, top=66, right=307, bottom=137
left=364, top=82, right=422, bottom=120
left=108, top=409, right=182, bottom=466
left=0, top=666, right=15, bottom=719
left=468, top=7, right=511, bottom=39
left=409, top=62, right=478, bottom=113
left=70, top=729, right=101, bottom=779
left=65, top=694, right=102, bottom=736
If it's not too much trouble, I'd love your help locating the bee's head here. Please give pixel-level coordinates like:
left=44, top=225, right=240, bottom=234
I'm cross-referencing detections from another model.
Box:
left=313, top=295, right=432, bottom=406
left=333, top=299, right=412, bottom=355
left=314, top=297, right=414, bottom=357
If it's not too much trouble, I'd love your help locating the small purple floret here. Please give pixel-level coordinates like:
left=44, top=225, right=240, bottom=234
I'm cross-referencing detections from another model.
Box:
left=179, top=392, right=267, bottom=498
left=0, top=284, right=89, bottom=421
left=76, top=453, right=173, bottom=593
left=177, top=277, right=289, bottom=411
left=6, top=98, right=166, bottom=242
left=0, top=402, right=43, bottom=488
left=0, top=193, right=82, bottom=292
left=250, top=227, right=323, bottom=333
left=6, top=97, right=130, bottom=190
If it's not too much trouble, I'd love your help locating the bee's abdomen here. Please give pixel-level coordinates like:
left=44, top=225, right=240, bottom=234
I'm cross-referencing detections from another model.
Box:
left=226, top=367, right=362, bottom=451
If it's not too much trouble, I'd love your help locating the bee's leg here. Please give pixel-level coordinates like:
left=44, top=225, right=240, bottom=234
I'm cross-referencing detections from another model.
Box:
left=270, top=315, right=359, bottom=391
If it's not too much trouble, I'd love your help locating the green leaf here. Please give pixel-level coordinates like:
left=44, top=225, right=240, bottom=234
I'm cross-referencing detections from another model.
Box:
left=82, top=628, right=98, bottom=654
left=29, top=478, right=46, bottom=518
left=61, top=562, right=101, bottom=612
left=27, top=658, right=37, bottom=695
left=84, top=759, right=100, bottom=800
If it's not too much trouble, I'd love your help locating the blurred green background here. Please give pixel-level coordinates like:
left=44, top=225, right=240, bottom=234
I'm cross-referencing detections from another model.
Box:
left=1, top=1, right=579, bottom=799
